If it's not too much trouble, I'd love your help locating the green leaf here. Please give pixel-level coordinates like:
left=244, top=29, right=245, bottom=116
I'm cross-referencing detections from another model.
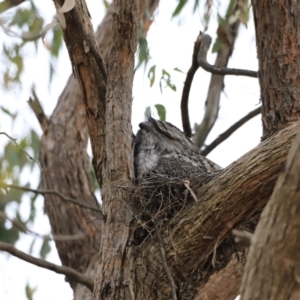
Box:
left=212, top=39, right=223, bottom=53
left=137, top=36, right=150, bottom=68
left=226, top=0, right=237, bottom=17
left=147, top=65, right=156, bottom=87
left=25, top=283, right=36, bottom=300
left=0, top=106, right=17, bottom=119
left=39, top=239, right=51, bottom=259
left=173, top=67, right=184, bottom=73
left=51, top=26, right=63, bottom=58
left=28, top=238, right=36, bottom=255
left=154, top=104, right=166, bottom=121
left=0, top=225, right=20, bottom=245
left=217, top=13, right=226, bottom=27
left=172, top=0, right=187, bottom=18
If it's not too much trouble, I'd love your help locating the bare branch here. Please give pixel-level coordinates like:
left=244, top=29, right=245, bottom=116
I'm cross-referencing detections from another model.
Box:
left=180, top=35, right=201, bottom=137
left=192, top=16, right=240, bottom=148
left=197, top=33, right=258, bottom=78
left=201, top=106, right=261, bottom=156
left=0, top=242, right=94, bottom=291
left=0, top=182, right=102, bottom=213
left=0, top=211, right=85, bottom=241
left=27, top=88, right=49, bottom=132
left=157, top=229, right=178, bottom=300
left=0, top=131, right=42, bottom=170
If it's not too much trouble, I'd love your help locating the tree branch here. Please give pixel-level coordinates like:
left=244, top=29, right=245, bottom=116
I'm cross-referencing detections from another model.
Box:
left=0, top=211, right=85, bottom=241
left=0, top=242, right=94, bottom=291
left=197, top=33, right=258, bottom=78
left=180, top=35, right=201, bottom=137
left=0, top=183, right=102, bottom=213
left=240, top=134, right=300, bottom=299
left=192, top=15, right=240, bottom=148
left=0, top=131, right=42, bottom=169
left=27, top=88, right=49, bottom=132
left=201, top=106, right=261, bottom=156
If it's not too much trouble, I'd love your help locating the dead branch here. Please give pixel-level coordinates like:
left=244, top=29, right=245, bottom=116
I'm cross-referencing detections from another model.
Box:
left=181, top=35, right=202, bottom=137
left=197, top=33, right=258, bottom=78
left=0, top=242, right=94, bottom=291
left=27, top=88, right=49, bottom=132
left=201, top=106, right=261, bottom=156
left=0, top=183, right=102, bottom=213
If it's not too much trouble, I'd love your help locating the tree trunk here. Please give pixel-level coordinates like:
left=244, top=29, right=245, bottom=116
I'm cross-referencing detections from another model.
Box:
left=252, top=0, right=300, bottom=139
left=240, top=134, right=300, bottom=300
left=41, top=0, right=158, bottom=299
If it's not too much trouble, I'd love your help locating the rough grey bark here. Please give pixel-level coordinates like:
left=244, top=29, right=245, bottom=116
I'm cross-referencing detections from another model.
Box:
left=240, top=133, right=300, bottom=300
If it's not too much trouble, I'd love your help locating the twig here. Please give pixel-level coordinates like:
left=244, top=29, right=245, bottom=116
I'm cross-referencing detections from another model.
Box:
left=183, top=180, right=198, bottom=203
left=232, top=229, right=252, bottom=248
left=0, top=132, right=42, bottom=170
left=0, top=241, right=94, bottom=291
left=201, top=106, right=261, bottom=156
left=0, top=211, right=85, bottom=241
left=0, top=182, right=102, bottom=213
left=197, top=33, right=258, bottom=78
left=27, top=88, right=49, bottom=132
left=180, top=36, right=201, bottom=137
left=157, top=228, right=178, bottom=300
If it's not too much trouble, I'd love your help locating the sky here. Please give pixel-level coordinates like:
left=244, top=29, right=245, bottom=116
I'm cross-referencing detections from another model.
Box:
left=0, top=0, right=260, bottom=299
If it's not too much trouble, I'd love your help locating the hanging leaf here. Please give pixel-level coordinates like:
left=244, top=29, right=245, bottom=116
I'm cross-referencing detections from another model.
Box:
left=212, top=39, right=223, bottom=53
left=147, top=65, right=156, bottom=87
left=25, top=283, right=36, bottom=300
left=155, top=104, right=166, bottom=121
left=39, top=239, right=51, bottom=259
left=172, top=0, right=188, bottom=18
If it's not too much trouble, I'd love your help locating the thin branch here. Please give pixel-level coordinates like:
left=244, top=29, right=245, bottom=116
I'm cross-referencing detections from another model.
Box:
left=0, top=241, right=94, bottom=291
left=157, top=228, right=178, bottom=300
left=180, top=35, right=201, bottom=137
left=197, top=33, right=258, bottom=78
left=0, top=182, right=102, bottom=213
left=0, top=211, right=85, bottom=241
left=0, top=131, right=42, bottom=170
left=27, top=88, right=49, bottom=132
left=201, top=106, right=261, bottom=156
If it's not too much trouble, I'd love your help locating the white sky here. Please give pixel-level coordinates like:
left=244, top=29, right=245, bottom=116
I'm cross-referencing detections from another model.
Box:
left=0, top=0, right=260, bottom=299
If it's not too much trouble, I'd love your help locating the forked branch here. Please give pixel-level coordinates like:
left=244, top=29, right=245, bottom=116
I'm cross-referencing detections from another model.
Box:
left=197, top=33, right=258, bottom=78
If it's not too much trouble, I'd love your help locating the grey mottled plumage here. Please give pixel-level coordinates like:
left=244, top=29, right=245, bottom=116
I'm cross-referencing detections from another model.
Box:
left=134, top=117, right=221, bottom=179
